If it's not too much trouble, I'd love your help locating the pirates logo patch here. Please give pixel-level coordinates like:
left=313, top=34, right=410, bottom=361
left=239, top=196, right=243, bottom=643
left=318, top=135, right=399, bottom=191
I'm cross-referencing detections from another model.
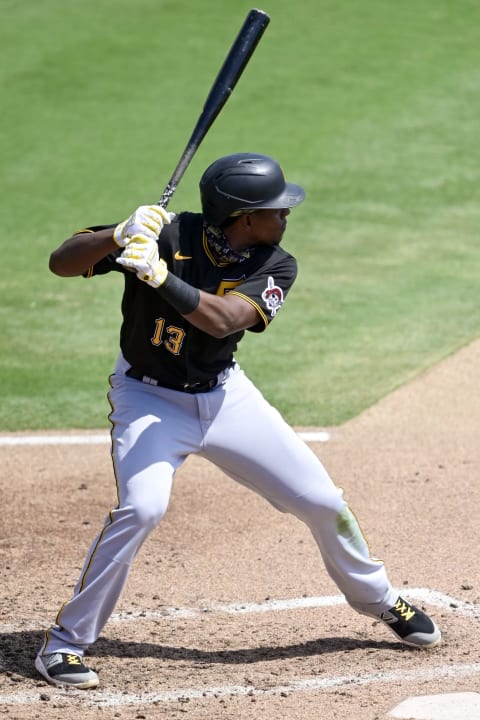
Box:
left=261, top=276, right=284, bottom=316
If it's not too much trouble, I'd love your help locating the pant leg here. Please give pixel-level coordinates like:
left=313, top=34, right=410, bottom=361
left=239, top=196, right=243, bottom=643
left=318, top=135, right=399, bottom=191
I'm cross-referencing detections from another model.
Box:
left=201, top=368, right=397, bottom=611
left=41, top=374, right=202, bottom=655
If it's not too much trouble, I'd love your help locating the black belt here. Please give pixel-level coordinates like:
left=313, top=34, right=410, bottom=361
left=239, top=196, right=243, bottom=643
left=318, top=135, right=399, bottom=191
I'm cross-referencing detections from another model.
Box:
left=125, top=368, right=219, bottom=394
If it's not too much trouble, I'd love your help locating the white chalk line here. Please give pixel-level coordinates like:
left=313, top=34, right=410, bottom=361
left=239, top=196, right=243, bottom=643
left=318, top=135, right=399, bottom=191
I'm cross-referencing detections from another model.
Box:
left=0, top=434, right=111, bottom=446
left=0, top=430, right=330, bottom=446
left=1, top=588, right=477, bottom=635
left=1, top=663, right=480, bottom=707
left=108, top=587, right=480, bottom=623
left=0, top=588, right=478, bottom=635
left=110, top=593, right=346, bottom=622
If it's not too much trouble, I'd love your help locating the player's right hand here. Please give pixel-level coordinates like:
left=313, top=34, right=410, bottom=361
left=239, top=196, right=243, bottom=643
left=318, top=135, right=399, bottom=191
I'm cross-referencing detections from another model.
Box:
left=116, top=234, right=169, bottom=288
left=113, top=205, right=172, bottom=248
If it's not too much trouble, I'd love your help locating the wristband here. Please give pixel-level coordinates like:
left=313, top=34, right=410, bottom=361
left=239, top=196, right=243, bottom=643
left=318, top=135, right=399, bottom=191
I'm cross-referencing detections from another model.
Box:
left=155, top=272, right=200, bottom=315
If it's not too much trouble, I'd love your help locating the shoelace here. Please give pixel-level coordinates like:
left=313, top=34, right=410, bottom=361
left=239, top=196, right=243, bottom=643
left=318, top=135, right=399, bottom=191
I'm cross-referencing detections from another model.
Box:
left=66, top=654, right=82, bottom=665
left=393, top=599, right=416, bottom=621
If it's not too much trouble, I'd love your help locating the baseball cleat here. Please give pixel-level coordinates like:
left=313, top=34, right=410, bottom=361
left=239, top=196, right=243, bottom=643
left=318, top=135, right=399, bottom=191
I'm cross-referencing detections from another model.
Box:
left=371, top=596, right=441, bottom=648
left=35, top=652, right=99, bottom=689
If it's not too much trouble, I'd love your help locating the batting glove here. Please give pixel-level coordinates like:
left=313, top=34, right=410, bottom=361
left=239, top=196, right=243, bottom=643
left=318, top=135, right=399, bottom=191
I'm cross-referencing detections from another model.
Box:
left=116, top=234, right=168, bottom=288
left=113, top=205, right=173, bottom=248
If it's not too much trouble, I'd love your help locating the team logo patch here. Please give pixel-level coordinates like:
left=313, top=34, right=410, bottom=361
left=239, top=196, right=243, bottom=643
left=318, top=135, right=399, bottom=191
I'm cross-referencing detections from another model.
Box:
left=261, top=276, right=284, bottom=316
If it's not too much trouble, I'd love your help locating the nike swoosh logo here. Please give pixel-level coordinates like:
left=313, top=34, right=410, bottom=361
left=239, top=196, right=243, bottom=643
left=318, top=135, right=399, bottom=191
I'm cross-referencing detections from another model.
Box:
left=174, top=250, right=192, bottom=261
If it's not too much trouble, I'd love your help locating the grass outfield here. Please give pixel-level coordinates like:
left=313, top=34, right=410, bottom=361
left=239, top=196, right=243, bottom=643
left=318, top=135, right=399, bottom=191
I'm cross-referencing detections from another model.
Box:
left=1, top=0, right=480, bottom=430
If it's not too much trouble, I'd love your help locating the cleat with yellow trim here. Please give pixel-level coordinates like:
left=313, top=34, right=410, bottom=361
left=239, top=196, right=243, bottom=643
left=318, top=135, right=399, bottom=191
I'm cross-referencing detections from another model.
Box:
left=371, top=596, right=441, bottom=648
left=35, top=652, right=99, bottom=689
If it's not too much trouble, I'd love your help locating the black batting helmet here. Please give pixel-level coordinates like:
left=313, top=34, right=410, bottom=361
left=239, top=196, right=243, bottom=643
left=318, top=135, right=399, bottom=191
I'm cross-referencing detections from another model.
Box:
left=199, top=153, right=305, bottom=226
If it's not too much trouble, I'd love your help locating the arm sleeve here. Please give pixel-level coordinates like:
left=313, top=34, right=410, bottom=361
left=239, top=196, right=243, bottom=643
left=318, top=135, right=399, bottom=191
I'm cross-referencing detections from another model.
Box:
left=228, top=253, right=298, bottom=332
left=78, top=224, right=126, bottom=278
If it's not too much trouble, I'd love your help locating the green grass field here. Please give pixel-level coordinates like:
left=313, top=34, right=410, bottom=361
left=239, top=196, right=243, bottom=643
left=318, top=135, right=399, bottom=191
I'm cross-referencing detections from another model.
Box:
left=1, top=0, right=480, bottom=430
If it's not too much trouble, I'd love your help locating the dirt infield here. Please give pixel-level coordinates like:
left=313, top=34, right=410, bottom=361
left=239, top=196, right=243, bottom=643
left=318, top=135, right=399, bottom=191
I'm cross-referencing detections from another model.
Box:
left=1, top=339, right=479, bottom=719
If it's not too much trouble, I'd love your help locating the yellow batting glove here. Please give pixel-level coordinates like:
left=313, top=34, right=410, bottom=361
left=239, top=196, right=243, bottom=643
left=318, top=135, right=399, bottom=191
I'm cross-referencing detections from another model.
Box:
left=115, top=235, right=168, bottom=288
left=113, top=205, right=172, bottom=248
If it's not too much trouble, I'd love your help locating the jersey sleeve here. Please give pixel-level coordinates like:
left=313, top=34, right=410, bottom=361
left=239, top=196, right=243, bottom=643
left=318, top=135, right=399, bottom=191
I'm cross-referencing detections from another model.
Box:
left=78, top=224, right=125, bottom=278
left=228, top=251, right=298, bottom=332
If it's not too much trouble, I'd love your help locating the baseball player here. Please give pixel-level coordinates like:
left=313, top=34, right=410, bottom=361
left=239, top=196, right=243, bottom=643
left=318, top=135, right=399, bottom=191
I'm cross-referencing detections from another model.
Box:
left=36, top=153, right=441, bottom=690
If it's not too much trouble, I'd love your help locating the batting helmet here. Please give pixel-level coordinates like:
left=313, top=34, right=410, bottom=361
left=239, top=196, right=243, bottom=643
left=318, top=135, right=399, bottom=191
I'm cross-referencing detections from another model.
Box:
left=199, top=153, right=305, bottom=226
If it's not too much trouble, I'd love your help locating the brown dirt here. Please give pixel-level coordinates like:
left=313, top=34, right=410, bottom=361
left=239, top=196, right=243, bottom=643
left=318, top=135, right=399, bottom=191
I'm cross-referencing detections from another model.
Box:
left=1, top=339, right=479, bottom=720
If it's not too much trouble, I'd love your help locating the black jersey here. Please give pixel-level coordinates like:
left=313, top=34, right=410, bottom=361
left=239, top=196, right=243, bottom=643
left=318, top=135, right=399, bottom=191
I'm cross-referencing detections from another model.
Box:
left=83, top=212, right=297, bottom=385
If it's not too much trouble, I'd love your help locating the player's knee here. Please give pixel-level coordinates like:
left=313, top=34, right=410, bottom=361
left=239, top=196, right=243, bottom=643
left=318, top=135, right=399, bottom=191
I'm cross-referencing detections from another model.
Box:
left=129, top=497, right=169, bottom=529
left=288, top=484, right=345, bottom=523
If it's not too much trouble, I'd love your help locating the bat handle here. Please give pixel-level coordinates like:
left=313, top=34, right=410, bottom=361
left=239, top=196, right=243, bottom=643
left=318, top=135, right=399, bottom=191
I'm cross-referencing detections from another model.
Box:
left=158, top=184, right=175, bottom=209
left=157, top=139, right=197, bottom=207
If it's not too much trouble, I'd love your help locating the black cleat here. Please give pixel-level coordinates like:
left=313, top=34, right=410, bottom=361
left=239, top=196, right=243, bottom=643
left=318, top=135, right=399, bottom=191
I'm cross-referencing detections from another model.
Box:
left=35, top=652, right=99, bottom=689
left=374, top=596, right=441, bottom=648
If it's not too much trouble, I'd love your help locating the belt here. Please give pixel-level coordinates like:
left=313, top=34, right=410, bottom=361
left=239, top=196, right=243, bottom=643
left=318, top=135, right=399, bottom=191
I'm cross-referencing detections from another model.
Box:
left=126, top=367, right=221, bottom=394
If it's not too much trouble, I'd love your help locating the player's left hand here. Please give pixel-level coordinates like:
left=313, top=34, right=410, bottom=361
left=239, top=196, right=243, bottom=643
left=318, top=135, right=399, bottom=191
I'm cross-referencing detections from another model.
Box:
left=113, top=205, right=173, bottom=248
left=116, top=235, right=168, bottom=287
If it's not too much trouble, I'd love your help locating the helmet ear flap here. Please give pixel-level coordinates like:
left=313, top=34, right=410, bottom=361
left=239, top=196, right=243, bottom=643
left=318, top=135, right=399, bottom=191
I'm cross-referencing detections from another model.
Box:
left=200, top=153, right=305, bottom=226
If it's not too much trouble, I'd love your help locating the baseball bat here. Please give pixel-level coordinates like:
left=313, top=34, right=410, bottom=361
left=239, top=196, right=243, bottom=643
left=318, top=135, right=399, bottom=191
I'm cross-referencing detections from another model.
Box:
left=158, top=8, right=270, bottom=208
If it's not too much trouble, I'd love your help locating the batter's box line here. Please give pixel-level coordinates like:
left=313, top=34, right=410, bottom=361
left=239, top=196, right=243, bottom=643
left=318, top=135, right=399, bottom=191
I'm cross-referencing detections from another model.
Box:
left=1, top=662, right=480, bottom=708
left=0, top=588, right=476, bottom=635
left=107, top=587, right=480, bottom=624
left=0, top=430, right=330, bottom=446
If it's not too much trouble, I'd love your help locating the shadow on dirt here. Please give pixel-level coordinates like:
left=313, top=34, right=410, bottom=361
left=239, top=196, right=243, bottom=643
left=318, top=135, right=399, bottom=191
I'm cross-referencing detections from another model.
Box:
left=1, top=629, right=404, bottom=681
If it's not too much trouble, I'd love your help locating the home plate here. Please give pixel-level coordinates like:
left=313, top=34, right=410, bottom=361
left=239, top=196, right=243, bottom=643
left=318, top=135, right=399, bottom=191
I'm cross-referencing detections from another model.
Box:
left=388, top=692, right=480, bottom=719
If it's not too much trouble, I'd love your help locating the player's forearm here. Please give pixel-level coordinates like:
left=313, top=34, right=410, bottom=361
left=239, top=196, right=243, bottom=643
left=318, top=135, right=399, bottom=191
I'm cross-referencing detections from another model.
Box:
left=184, top=290, right=259, bottom=338
left=49, top=228, right=117, bottom=277
left=154, top=269, right=250, bottom=336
